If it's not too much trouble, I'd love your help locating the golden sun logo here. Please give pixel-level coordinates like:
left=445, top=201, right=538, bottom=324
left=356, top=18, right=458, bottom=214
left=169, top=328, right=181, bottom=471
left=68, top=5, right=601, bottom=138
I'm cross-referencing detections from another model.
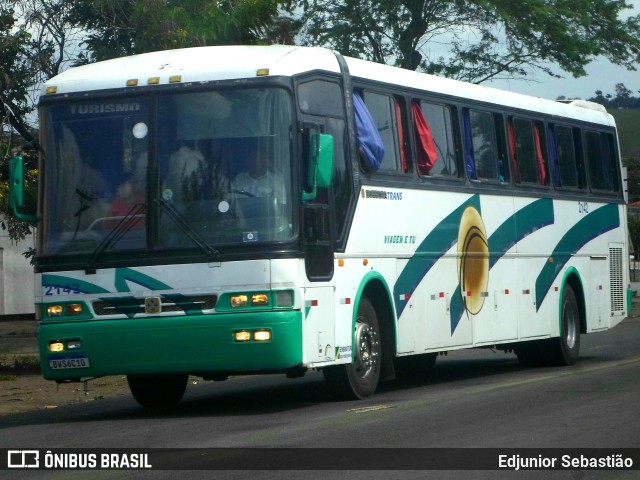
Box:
left=457, top=206, right=489, bottom=315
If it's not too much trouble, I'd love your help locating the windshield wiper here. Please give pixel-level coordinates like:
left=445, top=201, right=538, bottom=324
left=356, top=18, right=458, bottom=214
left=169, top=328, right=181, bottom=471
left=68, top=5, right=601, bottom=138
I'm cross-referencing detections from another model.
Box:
left=157, top=199, right=221, bottom=261
left=85, top=203, right=147, bottom=272
left=70, top=188, right=96, bottom=243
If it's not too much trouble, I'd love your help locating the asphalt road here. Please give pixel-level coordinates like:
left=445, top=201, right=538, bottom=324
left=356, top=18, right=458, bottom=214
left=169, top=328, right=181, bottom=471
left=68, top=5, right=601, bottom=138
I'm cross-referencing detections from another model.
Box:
left=2, top=317, right=639, bottom=479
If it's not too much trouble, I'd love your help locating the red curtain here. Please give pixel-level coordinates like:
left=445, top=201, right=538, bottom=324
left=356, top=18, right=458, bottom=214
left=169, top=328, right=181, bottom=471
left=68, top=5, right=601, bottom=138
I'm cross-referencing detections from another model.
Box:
left=533, top=123, right=546, bottom=186
left=411, top=102, right=437, bottom=175
left=507, top=120, right=520, bottom=183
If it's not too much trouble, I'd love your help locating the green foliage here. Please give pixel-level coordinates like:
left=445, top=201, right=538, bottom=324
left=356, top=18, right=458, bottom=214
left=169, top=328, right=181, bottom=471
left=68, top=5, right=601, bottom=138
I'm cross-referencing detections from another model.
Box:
left=0, top=7, right=40, bottom=243
left=611, top=109, right=640, bottom=161
left=588, top=83, right=640, bottom=110
left=70, top=0, right=282, bottom=63
left=0, top=8, right=37, bottom=140
left=288, top=0, right=640, bottom=83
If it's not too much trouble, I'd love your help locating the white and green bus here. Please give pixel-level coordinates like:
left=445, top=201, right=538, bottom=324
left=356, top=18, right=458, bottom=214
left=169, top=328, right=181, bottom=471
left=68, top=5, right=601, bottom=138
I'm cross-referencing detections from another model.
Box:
left=11, top=45, right=630, bottom=407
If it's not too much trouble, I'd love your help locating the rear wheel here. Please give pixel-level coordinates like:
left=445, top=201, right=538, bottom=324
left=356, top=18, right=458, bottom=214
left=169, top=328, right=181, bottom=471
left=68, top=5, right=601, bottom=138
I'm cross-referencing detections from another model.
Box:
left=127, top=373, right=188, bottom=408
left=323, top=297, right=381, bottom=399
left=515, top=284, right=580, bottom=367
left=546, top=284, right=581, bottom=366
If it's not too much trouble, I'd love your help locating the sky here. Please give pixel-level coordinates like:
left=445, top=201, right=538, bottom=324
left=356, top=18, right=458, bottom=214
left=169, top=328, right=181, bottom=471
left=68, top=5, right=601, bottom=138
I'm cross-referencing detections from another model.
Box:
left=485, top=1, right=640, bottom=101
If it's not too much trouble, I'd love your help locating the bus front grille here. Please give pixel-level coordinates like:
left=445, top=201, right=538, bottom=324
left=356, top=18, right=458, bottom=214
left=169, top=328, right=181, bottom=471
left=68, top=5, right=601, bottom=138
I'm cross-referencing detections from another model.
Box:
left=92, top=295, right=218, bottom=316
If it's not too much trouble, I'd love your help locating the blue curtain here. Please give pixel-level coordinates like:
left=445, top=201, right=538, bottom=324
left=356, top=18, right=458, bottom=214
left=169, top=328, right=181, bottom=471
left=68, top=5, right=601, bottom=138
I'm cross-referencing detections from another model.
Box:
left=353, top=93, right=384, bottom=171
left=462, top=111, right=477, bottom=180
left=546, top=125, right=561, bottom=188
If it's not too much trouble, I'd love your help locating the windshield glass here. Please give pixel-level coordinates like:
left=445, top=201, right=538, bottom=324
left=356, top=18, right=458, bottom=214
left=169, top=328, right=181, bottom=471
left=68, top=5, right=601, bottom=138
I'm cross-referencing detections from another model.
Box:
left=40, top=88, right=294, bottom=261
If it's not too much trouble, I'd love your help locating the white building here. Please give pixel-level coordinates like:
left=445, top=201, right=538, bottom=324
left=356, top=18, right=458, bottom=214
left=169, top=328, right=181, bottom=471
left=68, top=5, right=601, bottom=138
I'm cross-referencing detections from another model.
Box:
left=0, top=225, right=35, bottom=315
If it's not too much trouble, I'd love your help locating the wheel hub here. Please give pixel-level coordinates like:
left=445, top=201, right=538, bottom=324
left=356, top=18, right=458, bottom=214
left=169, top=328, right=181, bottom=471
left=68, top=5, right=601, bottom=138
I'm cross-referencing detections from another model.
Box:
left=354, top=322, right=380, bottom=377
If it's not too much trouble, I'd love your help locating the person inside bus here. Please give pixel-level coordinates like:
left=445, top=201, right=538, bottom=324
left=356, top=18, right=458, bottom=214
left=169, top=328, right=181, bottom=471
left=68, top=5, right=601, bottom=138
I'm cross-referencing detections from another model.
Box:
left=108, top=177, right=145, bottom=216
left=231, top=145, right=282, bottom=198
left=108, top=151, right=147, bottom=217
left=163, top=144, right=233, bottom=202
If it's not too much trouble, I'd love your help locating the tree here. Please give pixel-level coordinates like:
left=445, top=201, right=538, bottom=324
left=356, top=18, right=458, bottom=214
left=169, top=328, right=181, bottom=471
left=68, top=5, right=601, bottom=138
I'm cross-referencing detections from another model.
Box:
left=69, top=0, right=283, bottom=63
left=288, top=0, right=640, bottom=84
left=1, top=1, right=86, bottom=244
left=0, top=6, right=40, bottom=243
left=0, top=8, right=36, bottom=143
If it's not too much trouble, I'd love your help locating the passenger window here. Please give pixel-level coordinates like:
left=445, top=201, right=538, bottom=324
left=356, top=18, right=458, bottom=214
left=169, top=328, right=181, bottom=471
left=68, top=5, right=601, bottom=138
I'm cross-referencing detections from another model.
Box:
left=416, top=101, right=459, bottom=177
left=509, top=117, right=548, bottom=186
left=361, top=91, right=405, bottom=173
left=555, top=125, right=585, bottom=190
left=586, top=131, right=619, bottom=193
left=466, top=109, right=504, bottom=182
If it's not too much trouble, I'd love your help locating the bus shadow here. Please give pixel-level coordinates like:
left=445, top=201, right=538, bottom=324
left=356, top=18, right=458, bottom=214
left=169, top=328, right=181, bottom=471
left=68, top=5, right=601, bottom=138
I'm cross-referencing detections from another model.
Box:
left=0, top=353, right=603, bottom=428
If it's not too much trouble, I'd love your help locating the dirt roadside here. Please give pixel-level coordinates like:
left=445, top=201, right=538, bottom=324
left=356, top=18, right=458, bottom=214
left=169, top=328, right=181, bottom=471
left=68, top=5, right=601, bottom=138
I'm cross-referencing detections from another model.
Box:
left=0, top=317, right=130, bottom=416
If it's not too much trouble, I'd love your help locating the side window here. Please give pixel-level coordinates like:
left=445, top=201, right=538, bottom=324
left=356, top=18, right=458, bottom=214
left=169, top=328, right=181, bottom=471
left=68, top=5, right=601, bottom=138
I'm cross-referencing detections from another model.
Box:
left=415, top=101, right=459, bottom=177
left=555, top=125, right=585, bottom=190
left=509, top=117, right=548, bottom=186
left=296, top=78, right=350, bottom=244
left=585, top=131, right=619, bottom=193
left=466, top=109, right=505, bottom=182
left=361, top=91, right=405, bottom=173
left=298, top=80, right=343, bottom=117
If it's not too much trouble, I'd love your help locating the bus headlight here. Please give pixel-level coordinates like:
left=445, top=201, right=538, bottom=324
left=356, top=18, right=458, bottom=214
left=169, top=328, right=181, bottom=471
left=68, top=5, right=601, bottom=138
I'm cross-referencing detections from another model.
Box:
left=230, top=295, right=248, bottom=308
left=49, top=341, right=64, bottom=352
left=47, top=305, right=64, bottom=317
left=251, top=293, right=269, bottom=306
left=234, top=330, right=252, bottom=342
left=66, top=303, right=83, bottom=315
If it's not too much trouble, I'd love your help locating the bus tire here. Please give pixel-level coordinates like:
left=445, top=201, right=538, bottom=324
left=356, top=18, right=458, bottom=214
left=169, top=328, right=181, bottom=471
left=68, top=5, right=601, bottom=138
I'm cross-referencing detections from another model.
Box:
left=323, top=297, right=381, bottom=399
left=127, top=373, right=188, bottom=408
left=545, top=284, right=581, bottom=366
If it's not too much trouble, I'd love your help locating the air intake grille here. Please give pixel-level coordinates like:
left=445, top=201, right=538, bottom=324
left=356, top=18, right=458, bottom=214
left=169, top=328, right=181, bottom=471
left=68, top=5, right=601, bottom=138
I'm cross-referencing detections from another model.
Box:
left=609, top=246, right=624, bottom=314
left=93, top=295, right=217, bottom=316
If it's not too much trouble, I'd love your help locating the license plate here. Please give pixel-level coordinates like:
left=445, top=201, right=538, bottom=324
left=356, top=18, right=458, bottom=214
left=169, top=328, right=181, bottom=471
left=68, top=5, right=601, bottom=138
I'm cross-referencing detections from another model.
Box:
left=49, top=355, right=91, bottom=370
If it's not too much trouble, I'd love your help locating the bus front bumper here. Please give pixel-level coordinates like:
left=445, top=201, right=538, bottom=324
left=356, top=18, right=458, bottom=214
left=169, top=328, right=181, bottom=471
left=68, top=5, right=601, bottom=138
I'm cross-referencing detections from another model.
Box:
left=38, top=311, right=302, bottom=380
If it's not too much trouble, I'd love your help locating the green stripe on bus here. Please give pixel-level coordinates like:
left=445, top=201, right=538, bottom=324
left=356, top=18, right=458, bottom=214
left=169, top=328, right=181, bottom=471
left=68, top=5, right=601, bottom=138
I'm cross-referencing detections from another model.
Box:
left=43, top=268, right=203, bottom=316
left=535, top=203, right=620, bottom=311
left=449, top=198, right=555, bottom=334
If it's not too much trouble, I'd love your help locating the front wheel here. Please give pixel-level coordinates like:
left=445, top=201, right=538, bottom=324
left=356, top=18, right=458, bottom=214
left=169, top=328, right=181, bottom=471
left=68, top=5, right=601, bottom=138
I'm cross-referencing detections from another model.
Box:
left=127, top=373, right=188, bottom=408
left=323, top=297, right=381, bottom=399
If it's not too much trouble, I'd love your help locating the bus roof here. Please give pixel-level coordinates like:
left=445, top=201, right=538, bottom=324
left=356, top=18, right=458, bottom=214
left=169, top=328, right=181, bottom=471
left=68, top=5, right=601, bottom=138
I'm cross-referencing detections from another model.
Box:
left=43, top=45, right=613, bottom=127
left=344, top=56, right=614, bottom=126
left=43, top=45, right=341, bottom=95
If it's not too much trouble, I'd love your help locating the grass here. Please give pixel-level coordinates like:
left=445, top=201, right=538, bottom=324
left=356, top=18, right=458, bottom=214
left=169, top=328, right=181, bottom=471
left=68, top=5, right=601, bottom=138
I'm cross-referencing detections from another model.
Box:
left=610, top=109, right=640, bottom=160
left=0, top=354, right=41, bottom=374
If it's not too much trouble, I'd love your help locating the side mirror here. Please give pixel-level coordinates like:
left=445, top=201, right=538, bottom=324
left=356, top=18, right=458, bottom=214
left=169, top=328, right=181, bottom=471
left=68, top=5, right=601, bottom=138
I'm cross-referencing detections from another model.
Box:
left=302, top=132, right=334, bottom=201
left=10, top=156, right=37, bottom=225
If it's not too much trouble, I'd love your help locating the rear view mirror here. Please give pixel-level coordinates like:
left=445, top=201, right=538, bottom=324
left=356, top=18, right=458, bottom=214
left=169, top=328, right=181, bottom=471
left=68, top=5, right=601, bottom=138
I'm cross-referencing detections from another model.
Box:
left=302, top=132, right=334, bottom=201
left=10, top=156, right=37, bottom=225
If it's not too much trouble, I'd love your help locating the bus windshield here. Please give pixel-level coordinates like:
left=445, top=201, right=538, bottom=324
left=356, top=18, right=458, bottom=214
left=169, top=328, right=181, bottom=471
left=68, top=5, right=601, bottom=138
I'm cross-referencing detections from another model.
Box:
left=40, top=87, right=294, bottom=261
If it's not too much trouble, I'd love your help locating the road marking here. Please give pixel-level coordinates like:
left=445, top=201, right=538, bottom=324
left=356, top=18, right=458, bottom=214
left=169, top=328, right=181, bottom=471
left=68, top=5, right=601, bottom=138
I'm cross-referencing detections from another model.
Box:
left=346, top=405, right=397, bottom=413
left=463, top=356, right=640, bottom=397
left=397, top=356, right=640, bottom=412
